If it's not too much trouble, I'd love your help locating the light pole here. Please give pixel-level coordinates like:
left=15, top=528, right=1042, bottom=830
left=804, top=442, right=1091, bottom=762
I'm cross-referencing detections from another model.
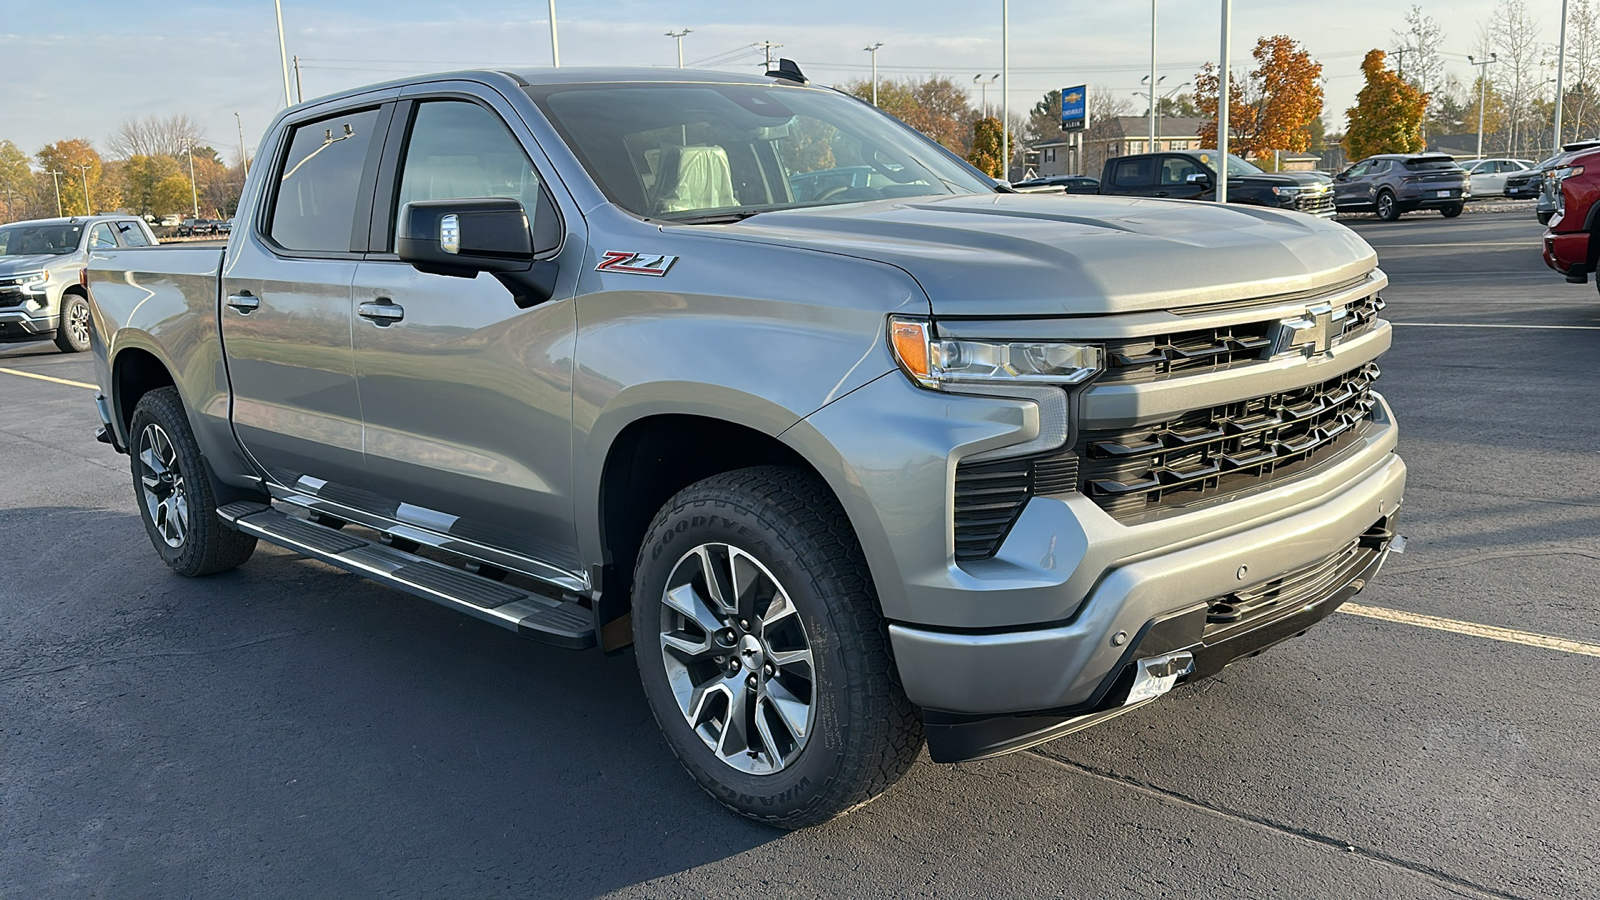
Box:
left=974, top=73, right=999, bottom=117
left=1001, top=0, right=1009, bottom=182
left=236, top=112, right=250, bottom=176
left=74, top=164, right=92, bottom=215
left=1217, top=0, right=1231, bottom=203
left=1148, top=0, right=1158, bottom=146
left=1135, top=81, right=1189, bottom=152
left=1138, top=75, right=1166, bottom=151
left=1469, top=53, right=1499, bottom=160
left=186, top=145, right=200, bottom=218
left=864, top=43, right=884, bottom=106
left=548, top=0, right=560, bottom=67
left=667, top=29, right=690, bottom=68
left=274, top=0, right=293, bottom=108
left=47, top=170, right=63, bottom=217
left=1556, top=0, right=1570, bottom=150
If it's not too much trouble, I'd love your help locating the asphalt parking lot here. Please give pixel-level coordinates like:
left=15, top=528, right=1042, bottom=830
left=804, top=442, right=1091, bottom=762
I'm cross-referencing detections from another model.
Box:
left=2, top=208, right=1596, bottom=899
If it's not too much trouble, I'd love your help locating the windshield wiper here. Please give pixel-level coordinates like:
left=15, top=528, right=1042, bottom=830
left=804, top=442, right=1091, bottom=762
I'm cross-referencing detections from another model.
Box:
left=666, top=211, right=769, bottom=225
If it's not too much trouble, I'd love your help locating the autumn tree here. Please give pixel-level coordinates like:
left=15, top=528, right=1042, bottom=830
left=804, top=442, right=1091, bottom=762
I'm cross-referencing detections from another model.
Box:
left=1344, top=50, right=1429, bottom=159
left=844, top=76, right=977, bottom=154
left=36, top=139, right=115, bottom=216
left=0, top=140, right=31, bottom=222
left=967, top=117, right=1005, bottom=177
left=120, top=154, right=185, bottom=218
left=1196, top=35, right=1324, bottom=158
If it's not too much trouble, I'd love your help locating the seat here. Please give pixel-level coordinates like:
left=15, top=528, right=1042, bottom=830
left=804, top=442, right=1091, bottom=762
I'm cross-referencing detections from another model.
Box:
left=651, top=145, right=737, bottom=214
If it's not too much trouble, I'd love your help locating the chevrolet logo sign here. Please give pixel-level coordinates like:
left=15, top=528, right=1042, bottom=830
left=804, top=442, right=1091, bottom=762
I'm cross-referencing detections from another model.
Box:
left=1272, top=303, right=1348, bottom=357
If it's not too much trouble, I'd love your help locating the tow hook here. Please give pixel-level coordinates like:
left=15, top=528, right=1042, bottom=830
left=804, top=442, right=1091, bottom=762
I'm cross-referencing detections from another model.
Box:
left=1124, top=651, right=1195, bottom=706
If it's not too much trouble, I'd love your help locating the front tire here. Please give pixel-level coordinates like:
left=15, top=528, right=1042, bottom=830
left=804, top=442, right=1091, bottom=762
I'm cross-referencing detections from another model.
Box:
left=631, top=466, right=923, bottom=828
left=54, top=293, right=91, bottom=353
left=129, top=387, right=257, bottom=576
left=1376, top=190, right=1401, bottom=221
left=1440, top=202, right=1464, bottom=218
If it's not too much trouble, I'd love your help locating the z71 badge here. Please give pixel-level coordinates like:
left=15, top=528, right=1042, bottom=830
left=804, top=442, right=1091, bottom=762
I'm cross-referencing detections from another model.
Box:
left=596, top=251, right=678, bottom=276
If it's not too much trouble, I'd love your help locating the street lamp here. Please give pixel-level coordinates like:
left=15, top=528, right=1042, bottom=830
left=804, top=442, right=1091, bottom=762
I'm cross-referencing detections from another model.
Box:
left=1555, top=0, right=1570, bottom=151
left=1148, top=0, right=1158, bottom=146
left=46, top=169, right=63, bottom=217
left=864, top=43, right=884, bottom=106
left=274, top=0, right=292, bottom=108
left=1134, top=80, right=1190, bottom=152
left=667, top=29, right=691, bottom=68
left=1217, top=0, right=1232, bottom=203
left=974, top=73, right=999, bottom=117
left=1001, top=0, right=1009, bottom=181
left=548, top=0, right=560, bottom=67
left=186, top=144, right=200, bottom=218
left=1468, top=53, right=1499, bottom=160
left=73, top=164, right=92, bottom=215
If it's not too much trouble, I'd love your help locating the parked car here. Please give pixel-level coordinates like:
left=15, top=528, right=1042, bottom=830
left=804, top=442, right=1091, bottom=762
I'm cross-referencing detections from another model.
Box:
left=1333, top=153, right=1468, bottom=220
left=1531, top=142, right=1600, bottom=224
left=217, top=219, right=233, bottom=234
left=1540, top=145, right=1600, bottom=281
left=85, top=65, right=1405, bottom=828
left=176, top=218, right=220, bottom=237
left=1504, top=166, right=1544, bottom=203
left=1097, top=150, right=1335, bottom=217
left=1013, top=175, right=1100, bottom=194
left=0, top=215, right=156, bottom=352
left=1458, top=158, right=1535, bottom=197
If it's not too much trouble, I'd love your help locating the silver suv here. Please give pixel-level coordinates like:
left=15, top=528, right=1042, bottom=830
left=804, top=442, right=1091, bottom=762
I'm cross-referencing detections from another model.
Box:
left=0, top=216, right=157, bottom=352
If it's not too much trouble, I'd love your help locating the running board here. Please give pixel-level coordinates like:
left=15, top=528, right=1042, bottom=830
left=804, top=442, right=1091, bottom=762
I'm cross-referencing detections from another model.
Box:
left=217, top=502, right=595, bottom=649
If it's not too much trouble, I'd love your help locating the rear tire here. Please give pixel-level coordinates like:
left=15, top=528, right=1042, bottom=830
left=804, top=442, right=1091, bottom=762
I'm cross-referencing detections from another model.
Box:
left=1440, top=202, right=1464, bottom=218
left=631, top=466, right=923, bottom=828
left=129, top=387, right=257, bottom=576
left=1376, top=190, right=1401, bottom=221
left=54, top=293, right=91, bottom=353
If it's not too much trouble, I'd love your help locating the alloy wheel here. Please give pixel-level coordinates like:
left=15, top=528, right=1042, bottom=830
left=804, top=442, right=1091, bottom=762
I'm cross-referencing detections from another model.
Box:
left=137, top=422, right=189, bottom=548
left=67, top=301, right=90, bottom=348
left=658, top=543, right=816, bottom=775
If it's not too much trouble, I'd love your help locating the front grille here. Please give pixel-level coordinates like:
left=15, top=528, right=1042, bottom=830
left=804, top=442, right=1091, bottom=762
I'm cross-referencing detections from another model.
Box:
left=1077, top=363, right=1380, bottom=520
left=953, top=451, right=1078, bottom=561
left=1204, top=526, right=1386, bottom=641
left=1294, top=192, right=1336, bottom=217
left=0, top=290, right=23, bottom=309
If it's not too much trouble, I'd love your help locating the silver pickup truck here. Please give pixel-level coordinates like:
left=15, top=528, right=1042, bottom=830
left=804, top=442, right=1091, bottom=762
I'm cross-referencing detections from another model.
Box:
left=86, top=65, right=1405, bottom=828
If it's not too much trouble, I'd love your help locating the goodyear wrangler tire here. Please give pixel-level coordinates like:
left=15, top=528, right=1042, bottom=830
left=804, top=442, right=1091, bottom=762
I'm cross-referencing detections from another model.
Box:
left=631, top=466, right=923, bottom=828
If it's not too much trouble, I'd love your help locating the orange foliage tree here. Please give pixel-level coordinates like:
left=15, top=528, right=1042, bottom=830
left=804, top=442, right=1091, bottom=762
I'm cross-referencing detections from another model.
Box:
left=1196, top=35, right=1324, bottom=159
left=1343, top=50, right=1429, bottom=159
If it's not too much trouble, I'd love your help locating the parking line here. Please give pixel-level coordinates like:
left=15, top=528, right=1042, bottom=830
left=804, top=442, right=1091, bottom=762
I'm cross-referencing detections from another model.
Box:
left=1341, top=603, right=1600, bottom=658
left=1390, top=323, right=1600, bottom=331
left=0, top=367, right=97, bottom=391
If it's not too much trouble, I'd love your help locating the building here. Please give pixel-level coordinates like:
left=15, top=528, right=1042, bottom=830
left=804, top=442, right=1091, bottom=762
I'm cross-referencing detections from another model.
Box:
left=1032, top=116, right=1207, bottom=178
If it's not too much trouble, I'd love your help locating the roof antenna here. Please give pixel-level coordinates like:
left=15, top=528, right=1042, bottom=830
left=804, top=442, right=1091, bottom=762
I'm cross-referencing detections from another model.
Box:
left=765, top=58, right=808, bottom=85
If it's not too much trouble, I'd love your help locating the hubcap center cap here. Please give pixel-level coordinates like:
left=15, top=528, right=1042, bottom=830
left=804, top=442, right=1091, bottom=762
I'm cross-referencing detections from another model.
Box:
left=738, top=634, right=764, bottom=672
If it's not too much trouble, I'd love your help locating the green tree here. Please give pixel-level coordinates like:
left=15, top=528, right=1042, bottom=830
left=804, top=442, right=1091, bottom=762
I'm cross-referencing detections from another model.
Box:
left=152, top=174, right=195, bottom=219
left=0, top=140, right=31, bottom=222
left=36, top=139, right=111, bottom=216
left=1344, top=50, right=1429, bottom=158
left=120, top=154, right=183, bottom=218
left=967, top=116, right=1005, bottom=177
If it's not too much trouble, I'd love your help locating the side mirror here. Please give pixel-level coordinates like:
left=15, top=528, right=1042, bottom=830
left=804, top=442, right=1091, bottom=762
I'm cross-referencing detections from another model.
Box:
left=1334, top=171, right=1350, bottom=182
left=1185, top=172, right=1211, bottom=185
left=397, top=197, right=559, bottom=308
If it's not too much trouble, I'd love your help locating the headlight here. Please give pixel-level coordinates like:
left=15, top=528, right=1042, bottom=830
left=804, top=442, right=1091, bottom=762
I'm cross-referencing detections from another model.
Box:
left=2, top=271, right=49, bottom=294
left=889, top=317, right=1104, bottom=390
left=1550, top=165, right=1584, bottom=213
left=1270, top=185, right=1302, bottom=198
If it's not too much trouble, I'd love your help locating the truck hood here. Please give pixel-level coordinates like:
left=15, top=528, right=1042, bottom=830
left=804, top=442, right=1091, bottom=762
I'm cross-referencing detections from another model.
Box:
left=0, top=254, right=70, bottom=275
left=693, top=193, right=1376, bottom=317
left=1234, top=171, right=1333, bottom=188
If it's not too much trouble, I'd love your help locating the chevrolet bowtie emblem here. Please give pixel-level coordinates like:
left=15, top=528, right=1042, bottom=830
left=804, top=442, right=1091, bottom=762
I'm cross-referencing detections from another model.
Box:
left=1272, top=303, right=1348, bottom=357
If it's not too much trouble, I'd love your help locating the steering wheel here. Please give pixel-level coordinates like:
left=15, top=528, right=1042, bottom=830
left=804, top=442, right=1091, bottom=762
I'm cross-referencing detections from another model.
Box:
left=816, top=184, right=851, bottom=202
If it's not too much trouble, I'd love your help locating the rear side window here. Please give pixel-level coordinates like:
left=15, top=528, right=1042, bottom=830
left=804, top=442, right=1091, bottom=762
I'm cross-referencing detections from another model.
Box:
left=89, top=224, right=117, bottom=249
left=1403, top=157, right=1459, bottom=171
left=1112, top=157, right=1157, bottom=188
left=116, top=221, right=152, bottom=247
left=269, top=107, right=381, bottom=252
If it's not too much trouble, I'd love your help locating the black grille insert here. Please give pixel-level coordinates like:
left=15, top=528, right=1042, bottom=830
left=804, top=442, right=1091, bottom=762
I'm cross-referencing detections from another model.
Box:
left=1077, top=363, right=1380, bottom=520
left=953, top=451, right=1078, bottom=562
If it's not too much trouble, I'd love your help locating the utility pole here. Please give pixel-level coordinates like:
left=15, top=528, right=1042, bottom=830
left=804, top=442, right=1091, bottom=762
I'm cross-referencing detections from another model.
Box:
left=294, top=55, right=304, bottom=103
left=865, top=43, right=884, bottom=106
left=1393, top=48, right=1409, bottom=80
left=548, top=0, right=560, bottom=66
left=758, top=41, right=783, bottom=70
left=1149, top=0, right=1158, bottom=147
left=1138, top=75, right=1166, bottom=151
left=275, top=0, right=293, bottom=108
left=1001, top=0, right=1009, bottom=182
left=74, top=164, right=92, bottom=215
left=974, top=73, right=999, bottom=117
left=1217, top=0, right=1231, bottom=203
left=1469, top=54, right=1498, bottom=160
left=666, top=29, right=690, bottom=68
left=1556, top=0, right=1570, bottom=151
left=236, top=112, right=250, bottom=176
left=47, top=170, right=63, bottom=217
left=186, top=145, right=200, bottom=218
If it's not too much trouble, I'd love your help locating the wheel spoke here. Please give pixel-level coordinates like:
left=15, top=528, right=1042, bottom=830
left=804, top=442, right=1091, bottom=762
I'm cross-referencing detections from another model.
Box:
left=661, top=630, right=712, bottom=659
left=767, top=646, right=813, bottom=671
left=715, top=673, right=753, bottom=760
left=754, top=697, right=786, bottom=768
left=764, top=679, right=811, bottom=739
left=729, top=550, right=763, bottom=624
left=663, top=583, right=724, bottom=637
left=760, top=591, right=798, bottom=628
left=695, top=545, right=736, bottom=614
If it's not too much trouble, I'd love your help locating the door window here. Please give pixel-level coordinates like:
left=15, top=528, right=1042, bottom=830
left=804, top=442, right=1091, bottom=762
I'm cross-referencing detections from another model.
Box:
left=115, top=221, right=152, bottom=246
left=1160, top=156, right=1205, bottom=186
left=1344, top=161, right=1371, bottom=178
left=269, top=107, right=381, bottom=252
left=89, top=223, right=117, bottom=249
left=393, top=100, right=542, bottom=246
left=1111, top=157, right=1157, bottom=188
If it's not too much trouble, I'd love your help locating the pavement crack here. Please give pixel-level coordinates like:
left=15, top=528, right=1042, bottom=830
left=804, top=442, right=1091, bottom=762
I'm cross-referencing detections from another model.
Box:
left=1025, top=751, right=1533, bottom=900
left=1385, top=546, right=1600, bottom=576
left=0, top=631, right=309, bottom=684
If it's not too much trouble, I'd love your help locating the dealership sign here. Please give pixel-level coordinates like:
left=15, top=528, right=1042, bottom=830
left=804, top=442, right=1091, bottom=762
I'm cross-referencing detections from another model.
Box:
left=1061, top=85, right=1087, bottom=132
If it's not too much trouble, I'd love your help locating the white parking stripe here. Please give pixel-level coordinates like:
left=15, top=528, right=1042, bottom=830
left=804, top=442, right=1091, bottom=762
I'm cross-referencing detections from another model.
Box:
left=1341, top=603, right=1600, bottom=658
left=1391, top=323, right=1600, bottom=331
left=0, top=366, right=97, bottom=390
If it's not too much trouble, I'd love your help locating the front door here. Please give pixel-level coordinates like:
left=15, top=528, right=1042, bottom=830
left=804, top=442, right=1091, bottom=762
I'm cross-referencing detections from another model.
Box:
left=1333, top=160, right=1373, bottom=208
left=1158, top=155, right=1209, bottom=200
left=349, top=95, right=581, bottom=574
left=222, top=103, right=389, bottom=494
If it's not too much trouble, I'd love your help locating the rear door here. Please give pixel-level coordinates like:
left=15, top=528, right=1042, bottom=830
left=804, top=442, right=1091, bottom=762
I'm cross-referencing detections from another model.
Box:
left=1334, top=160, right=1374, bottom=207
left=1106, top=156, right=1162, bottom=198
left=221, top=100, right=394, bottom=495
left=346, top=88, right=582, bottom=575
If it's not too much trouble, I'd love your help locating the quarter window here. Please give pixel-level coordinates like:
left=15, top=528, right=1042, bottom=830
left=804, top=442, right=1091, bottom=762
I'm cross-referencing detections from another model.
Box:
left=269, top=107, right=381, bottom=253
left=393, top=101, right=542, bottom=246
left=116, top=221, right=152, bottom=247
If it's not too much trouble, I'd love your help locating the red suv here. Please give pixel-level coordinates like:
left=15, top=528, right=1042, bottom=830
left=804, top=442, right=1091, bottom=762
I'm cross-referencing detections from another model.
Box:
left=1541, top=148, right=1600, bottom=283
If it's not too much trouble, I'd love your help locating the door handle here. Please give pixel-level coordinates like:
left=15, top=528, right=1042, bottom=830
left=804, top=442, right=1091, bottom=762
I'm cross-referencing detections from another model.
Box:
left=358, top=298, right=404, bottom=325
left=1154, top=191, right=1169, bottom=197
left=226, top=293, right=259, bottom=313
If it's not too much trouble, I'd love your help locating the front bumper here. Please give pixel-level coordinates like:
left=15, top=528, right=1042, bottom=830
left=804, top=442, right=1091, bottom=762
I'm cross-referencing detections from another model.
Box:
left=0, top=309, right=59, bottom=342
left=1544, top=229, right=1589, bottom=279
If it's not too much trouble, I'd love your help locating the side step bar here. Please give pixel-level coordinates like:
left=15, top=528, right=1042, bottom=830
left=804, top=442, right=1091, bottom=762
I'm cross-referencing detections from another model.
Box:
left=217, top=502, right=595, bottom=649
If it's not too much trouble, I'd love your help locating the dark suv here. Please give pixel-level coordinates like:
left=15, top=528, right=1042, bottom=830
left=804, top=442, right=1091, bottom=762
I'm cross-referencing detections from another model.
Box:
left=1097, top=151, right=1335, bottom=217
left=1333, top=154, right=1467, bottom=220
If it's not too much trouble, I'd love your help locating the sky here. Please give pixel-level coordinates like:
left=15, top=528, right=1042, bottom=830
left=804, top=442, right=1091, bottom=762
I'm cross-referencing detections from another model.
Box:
left=0, top=0, right=1551, bottom=163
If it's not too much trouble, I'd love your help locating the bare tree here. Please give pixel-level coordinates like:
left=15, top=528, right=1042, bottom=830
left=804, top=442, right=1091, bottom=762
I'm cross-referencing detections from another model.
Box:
left=1484, top=1, right=1543, bottom=156
left=1567, top=0, right=1600, bottom=142
left=1393, top=6, right=1446, bottom=119
left=108, top=114, right=207, bottom=160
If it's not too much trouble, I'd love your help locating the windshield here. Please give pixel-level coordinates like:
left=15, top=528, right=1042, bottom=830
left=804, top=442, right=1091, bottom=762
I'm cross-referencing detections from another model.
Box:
left=526, top=83, right=994, bottom=221
left=0, top=222, right=83, bottom=256
left=1189, top=151, right=1263, bottom=177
